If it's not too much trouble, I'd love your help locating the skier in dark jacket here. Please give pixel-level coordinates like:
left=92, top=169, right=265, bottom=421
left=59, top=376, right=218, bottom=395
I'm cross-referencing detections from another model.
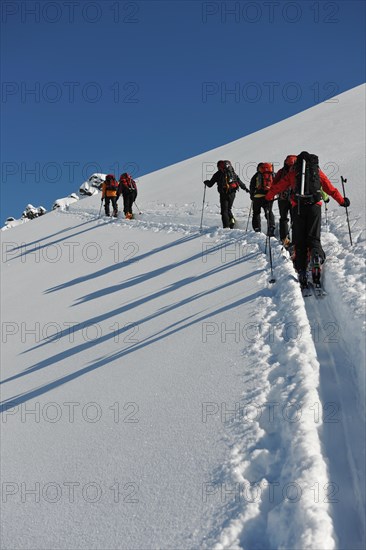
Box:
left=117, top=173, right=138, bottom=219
left=265, top=151, right=350, bottom=288
left=101, top=174, right=119, bottom=217
left=204, top=160, right=249, bottom=228
left=249, top=163, right=275, bottom=236
left=272, top=155, right=297, bottom=245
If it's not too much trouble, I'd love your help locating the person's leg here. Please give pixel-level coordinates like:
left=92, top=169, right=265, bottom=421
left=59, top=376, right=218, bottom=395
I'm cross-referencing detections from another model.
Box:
left=278, top=200, right=290, bottom=241
left=104, top=197, right=111, bottom=216
left=307, top=205, right=323, bottom=260
left=112, top=196, right=118, bottom=217
left=220, top=194, right=230, bottom=228
left=262, top=199, right=275, bottom=236
left=124, top=194, right=133, bottom=218
left=228, top=193, right=236, bottom=228
left=292, top=207, right=308, bottom=273
left=252, top=199, right=261, bottom=231
left=122, top=194, right=129, bottom=215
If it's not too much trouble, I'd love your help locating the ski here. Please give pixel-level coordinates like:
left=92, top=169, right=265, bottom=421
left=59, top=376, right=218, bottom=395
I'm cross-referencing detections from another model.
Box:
left=301, top=284, right=312, bottom=297
left=309, top=281, right=327, bottom=298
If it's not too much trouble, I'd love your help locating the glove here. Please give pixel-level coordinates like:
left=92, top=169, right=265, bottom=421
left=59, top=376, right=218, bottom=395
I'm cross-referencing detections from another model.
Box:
left=204, top=180, right=210, bottom=186
left=323, top=197, right=330, bottom=203
left=101, top=197, right=104, bottom=203
left=341, top=197, right=350, bottom=207
left=244, top=186, right=250, bottom=194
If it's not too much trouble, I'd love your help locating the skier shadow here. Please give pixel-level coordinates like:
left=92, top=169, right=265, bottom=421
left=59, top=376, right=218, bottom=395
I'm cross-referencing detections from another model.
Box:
left=44, top=231, right=203, bottom=294
left=7, top=220, right=110, bottom=262
left=25, top=249, right=261, bottom=353
left=5, top=219, right=96, bottom=252
left=0, top=270, right=266, bottom=410
left=71, top=239, right=244, bottom=305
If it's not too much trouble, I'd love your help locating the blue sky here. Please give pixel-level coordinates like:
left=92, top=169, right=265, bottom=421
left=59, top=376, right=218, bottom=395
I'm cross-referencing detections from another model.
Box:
left=1, top=0, right=365, bottom=220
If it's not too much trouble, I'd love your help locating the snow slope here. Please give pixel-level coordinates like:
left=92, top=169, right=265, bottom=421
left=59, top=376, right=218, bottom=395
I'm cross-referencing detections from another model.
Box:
left=1, top=84, right=365, bottom=550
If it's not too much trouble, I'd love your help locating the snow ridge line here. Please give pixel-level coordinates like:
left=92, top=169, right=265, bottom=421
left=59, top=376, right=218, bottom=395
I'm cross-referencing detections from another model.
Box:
left=212, top=238, right=336, bottom=550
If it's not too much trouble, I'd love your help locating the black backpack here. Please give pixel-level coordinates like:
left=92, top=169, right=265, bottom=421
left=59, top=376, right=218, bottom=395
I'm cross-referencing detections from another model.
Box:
left=294, top=152, right=321, bottom=204
left=219, top=160, right=239, bottom=191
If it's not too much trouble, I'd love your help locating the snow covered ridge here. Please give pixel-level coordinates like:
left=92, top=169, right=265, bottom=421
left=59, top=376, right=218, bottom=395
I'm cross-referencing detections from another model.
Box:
left=1, top=173, right=105, bottom=230
left=1, top=85, right=365, bottom=549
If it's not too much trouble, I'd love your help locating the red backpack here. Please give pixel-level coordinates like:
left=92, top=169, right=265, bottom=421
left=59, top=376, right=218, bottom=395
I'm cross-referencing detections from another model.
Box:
left=256, top=163, right=274, bottom=192
left=119, top=173, right=136, bottom=192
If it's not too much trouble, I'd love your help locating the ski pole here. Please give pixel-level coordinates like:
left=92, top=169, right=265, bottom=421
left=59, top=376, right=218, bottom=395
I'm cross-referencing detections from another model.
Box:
left=200, top=184, right=207, bottom=231
left=324, top=201, right=329, bottom=231
left=134, top=201, right=142, bottom=215
left=341, top=176, right=353, bottom=246
left=265, top=200, right=274, bottom=254
left=98, top=198, right=103, bottom=218
left=245, top=202, right=252, bottom=232
left=268, top=234, right=276, bottom=284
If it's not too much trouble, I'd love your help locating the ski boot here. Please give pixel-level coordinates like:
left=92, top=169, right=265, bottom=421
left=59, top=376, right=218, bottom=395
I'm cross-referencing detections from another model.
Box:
left=298, top=270, right=309, bottom=290
left=229, top=217, right=236, bottom=229
left=282, top=236, right=291, bottom=249
left=311, top=254, right=321, bottom=285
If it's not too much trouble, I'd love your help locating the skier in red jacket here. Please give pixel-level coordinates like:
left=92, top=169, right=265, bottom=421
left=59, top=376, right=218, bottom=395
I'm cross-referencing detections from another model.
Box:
left=272, top=155, right=297, bottom=245
left=265, top=151, right=350, bottom=288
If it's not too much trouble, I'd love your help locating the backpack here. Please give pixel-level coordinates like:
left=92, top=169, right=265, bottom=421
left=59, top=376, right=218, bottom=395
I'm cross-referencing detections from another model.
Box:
left=105, top=175, right=118, bottom=192
left=256, top=163, right=274, bottom=192
left=294, top=152, right=321, bottom=204
left=119, top=173, right=136, bottom=192
left=218, top=160, right=239, bottom=191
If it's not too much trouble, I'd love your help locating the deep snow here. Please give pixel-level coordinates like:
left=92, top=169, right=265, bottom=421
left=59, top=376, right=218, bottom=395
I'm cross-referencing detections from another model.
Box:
left=1, top=84, right=365, bottom=550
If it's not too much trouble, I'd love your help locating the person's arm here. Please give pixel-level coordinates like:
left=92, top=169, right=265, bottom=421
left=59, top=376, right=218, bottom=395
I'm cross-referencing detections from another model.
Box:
left=236, top=175, right=250, bottom=193
left=265, top=172, right=293, bottom=201
left=249, top=174, right=257, bottom=199
left=204, top=172, right=219, bottom=188
left=272, top=168, right=283, bottom=186
left=319, top=170, right=347, bottom=206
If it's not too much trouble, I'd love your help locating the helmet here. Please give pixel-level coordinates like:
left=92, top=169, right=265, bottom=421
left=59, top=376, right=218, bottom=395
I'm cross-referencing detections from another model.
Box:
left=257, top=163, right=264, bottom=172
left=105, top=174, right=115, bottom=181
